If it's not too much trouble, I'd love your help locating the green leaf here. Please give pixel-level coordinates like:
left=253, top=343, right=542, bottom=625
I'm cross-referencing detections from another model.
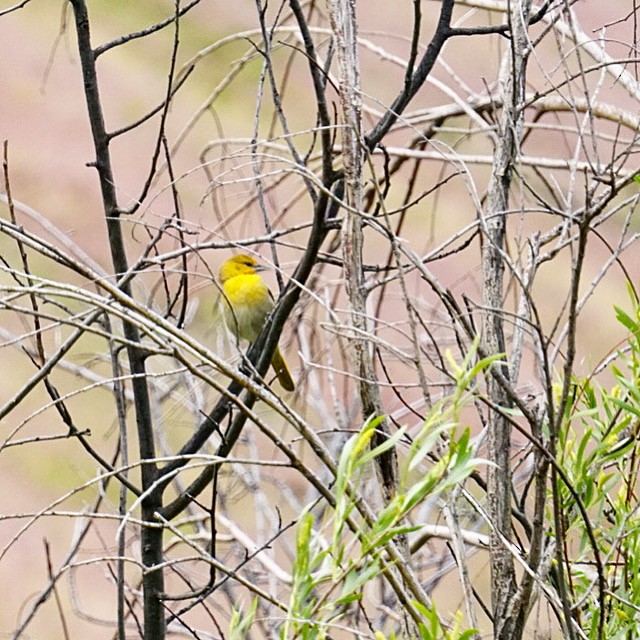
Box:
left=615, top=305, right=639, bottom=334
left=228, top=598, right=258, bottom=640
left=361, top=424, right=407, bottom=465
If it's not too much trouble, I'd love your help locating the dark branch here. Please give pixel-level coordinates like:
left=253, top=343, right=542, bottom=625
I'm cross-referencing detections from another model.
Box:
left=93, top=0, right=203, bottom=57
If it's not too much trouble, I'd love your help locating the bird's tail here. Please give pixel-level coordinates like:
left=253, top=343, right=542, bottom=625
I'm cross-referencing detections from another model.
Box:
left=271, top=346, right=295, bottom=392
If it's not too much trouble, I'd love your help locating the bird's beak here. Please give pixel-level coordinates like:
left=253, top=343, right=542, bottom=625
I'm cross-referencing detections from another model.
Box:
left=254, top=264, right=268, bottom=272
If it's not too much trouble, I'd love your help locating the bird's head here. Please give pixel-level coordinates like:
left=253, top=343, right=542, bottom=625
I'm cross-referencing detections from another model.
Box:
left=219, top=254, right=266, bottom=283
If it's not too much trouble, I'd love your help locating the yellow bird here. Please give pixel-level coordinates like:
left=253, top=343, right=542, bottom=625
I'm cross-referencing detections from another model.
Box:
left=219, top=254, right=295, bottom=392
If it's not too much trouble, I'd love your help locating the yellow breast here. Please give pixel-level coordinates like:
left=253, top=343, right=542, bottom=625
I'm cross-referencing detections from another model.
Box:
left=222, top=274, right=274, bottom=342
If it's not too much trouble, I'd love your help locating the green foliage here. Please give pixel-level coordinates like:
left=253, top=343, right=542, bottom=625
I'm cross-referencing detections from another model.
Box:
left=280, top=513, right=328, bottom=640
left=372, top=605, right=478, bottom=640
left=556, top=293, right=640, bottom=637
left=278, top=346, right=489, bottom=639
left=228, top=598, right=258, bottom=640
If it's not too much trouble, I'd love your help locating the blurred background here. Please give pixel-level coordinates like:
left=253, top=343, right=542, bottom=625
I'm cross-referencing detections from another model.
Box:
left=0, top=1, right=639, bottom=638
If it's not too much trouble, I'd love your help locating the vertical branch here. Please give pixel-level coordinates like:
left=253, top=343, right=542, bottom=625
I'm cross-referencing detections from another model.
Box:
left=548, top=217, right=590, bottom=640
left=67, top=2, right=163, bottom=639
left=289, top=0, right=333, bottom=186
left=108, top=319, right=131, bottom=640
left=482, top=1, right=532, bottom=638
left=327, top=0, right=399, bottom=503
